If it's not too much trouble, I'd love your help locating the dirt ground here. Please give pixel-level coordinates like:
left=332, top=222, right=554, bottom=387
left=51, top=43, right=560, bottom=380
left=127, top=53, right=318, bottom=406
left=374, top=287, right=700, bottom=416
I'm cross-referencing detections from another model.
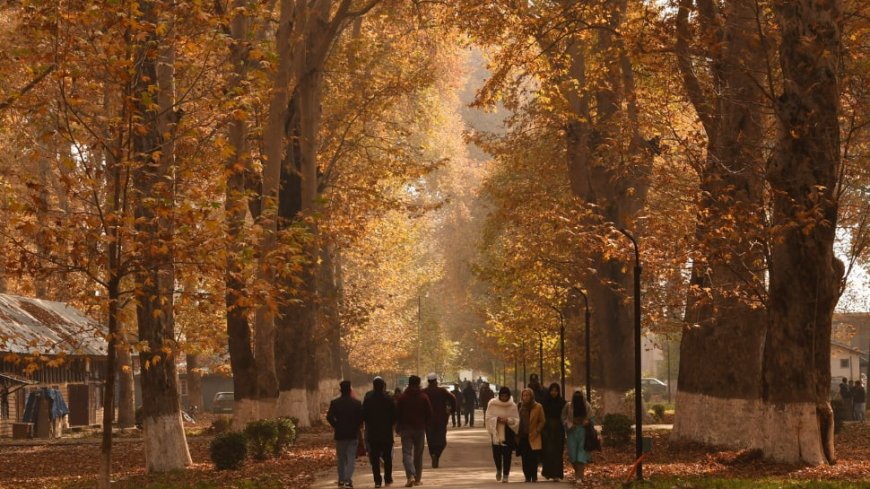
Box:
left=0, top=420, right=867, bottom=488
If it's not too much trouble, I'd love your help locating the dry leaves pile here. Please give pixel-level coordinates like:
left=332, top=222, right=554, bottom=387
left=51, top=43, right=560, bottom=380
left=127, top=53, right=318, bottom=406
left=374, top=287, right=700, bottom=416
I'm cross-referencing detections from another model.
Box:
left=0, top=423, right=868, bottom=488
left=574, top=424, right=870, bottom=487
left=0, top=425, right=336, bottom=489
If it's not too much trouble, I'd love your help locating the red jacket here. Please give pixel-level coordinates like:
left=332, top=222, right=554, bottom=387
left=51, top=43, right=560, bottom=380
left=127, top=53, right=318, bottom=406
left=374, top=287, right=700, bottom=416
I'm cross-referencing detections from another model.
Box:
left=396, top=386, right=433, bottom=432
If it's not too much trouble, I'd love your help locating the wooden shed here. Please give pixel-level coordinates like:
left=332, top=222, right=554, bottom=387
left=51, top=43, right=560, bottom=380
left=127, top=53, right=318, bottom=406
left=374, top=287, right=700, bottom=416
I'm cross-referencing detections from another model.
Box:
left=0, top=293, right=107, bottom=437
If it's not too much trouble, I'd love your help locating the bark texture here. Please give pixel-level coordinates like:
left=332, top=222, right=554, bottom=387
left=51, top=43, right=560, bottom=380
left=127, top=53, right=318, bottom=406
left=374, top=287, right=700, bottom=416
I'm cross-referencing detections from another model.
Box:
left=255, top=0, right=298, bottom=420
left=672, top=0, right=767, bottom=447
left=132, top=2, right=191, bottom=471
left=223, top=0, right=260, bottom=426
left=561, top=1, right=652, bottom=413
left=762, top=0, right=843, bottom=465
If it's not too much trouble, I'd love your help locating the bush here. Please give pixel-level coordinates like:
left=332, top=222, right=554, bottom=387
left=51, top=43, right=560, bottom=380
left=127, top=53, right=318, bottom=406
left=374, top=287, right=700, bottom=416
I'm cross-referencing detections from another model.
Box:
left=601, top=413, right=633, bottom=448
left=272, top=417, right=298, bottom=457
left=245, top=419, right=280, bottom=460
left=652, top=404, right=666, bottom=422
left=211, top=416, right=233, bottom=434
left=210, top=432, right=248, bottom=470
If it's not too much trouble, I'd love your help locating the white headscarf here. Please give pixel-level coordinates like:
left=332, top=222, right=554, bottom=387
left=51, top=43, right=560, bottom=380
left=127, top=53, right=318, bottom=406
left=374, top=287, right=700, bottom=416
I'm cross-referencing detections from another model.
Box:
left=484, top=396, right=520, bottom=445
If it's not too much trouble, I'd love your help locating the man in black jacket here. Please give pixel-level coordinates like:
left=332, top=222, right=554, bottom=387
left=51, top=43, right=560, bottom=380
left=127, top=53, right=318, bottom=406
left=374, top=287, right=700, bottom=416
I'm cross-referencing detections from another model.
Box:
left=363, top=377, right=397, bottom=488
left=451, top=383, right=463, bottom=427
left=327, top=380, right=364, bottom=489
left=423, top=373, right=456, bottom=468
left=462, top=381, right=477, bottom=427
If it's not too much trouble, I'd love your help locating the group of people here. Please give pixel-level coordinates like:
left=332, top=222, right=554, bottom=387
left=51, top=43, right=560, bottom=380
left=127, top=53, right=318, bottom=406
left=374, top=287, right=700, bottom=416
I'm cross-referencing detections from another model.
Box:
left=326, top=373, right=457, bottom=488
left=838, top=377, right=866, bottom=422
left=325, top=372, right=596, bottom=488
left=487, top=374, right=595, bottom=484
left=449, top=380, right=493, bottom=428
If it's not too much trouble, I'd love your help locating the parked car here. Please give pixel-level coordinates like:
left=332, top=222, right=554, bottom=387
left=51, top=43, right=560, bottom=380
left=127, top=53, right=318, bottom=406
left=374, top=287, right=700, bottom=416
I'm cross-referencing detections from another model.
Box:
left=641, top=378, right=668, bottom=400
left=212, top=391, right=234, bottom=414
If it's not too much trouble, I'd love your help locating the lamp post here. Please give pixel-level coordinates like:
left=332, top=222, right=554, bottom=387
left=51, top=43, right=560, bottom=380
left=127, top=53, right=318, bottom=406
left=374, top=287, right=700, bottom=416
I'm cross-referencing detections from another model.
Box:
left=417, top=294, right=422, bottom=374
left=618, top=227, right=643, bottom=482
left=537, top=331, right=544, bottom=383
left=522, top=340, right=527, bottom=388
left=572, top=287, right=592, bottom=403
left=556, top=310, right=565, bottom=397
left=666, top=339, right=672, bottom=403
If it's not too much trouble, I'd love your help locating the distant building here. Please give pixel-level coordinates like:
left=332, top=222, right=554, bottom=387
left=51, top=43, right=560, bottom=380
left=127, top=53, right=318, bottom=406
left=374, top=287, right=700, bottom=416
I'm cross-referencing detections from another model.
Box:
left=0, top=293, right=107, bottom=437
left=833, top=313, right=870, bottom=382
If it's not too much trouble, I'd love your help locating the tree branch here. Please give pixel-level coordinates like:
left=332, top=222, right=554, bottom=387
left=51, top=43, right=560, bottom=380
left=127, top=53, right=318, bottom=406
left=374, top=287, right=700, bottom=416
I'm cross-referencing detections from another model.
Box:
left=0, top=64, right=56, bottom=111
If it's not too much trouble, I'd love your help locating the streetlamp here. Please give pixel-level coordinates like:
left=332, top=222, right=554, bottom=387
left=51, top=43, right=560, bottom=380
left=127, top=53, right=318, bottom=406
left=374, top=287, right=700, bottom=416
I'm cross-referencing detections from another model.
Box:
left=558, top=309, right=566, bottom=397
left=572, top=286, right=592, bottom=403
left=666, top=339, right=672, bottom=404
left=417, top=294, right=422, bottom=374
left=537, top=331, right=544, bottom=384
left=545, top=304, right=566, bottom=396
left=617, top=227, right=643, bottom=482
left=522, top=340, right=527, bottom=388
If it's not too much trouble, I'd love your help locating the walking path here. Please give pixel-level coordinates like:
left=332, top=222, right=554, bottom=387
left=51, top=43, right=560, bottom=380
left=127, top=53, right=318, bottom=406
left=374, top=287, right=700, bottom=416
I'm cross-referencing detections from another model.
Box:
left=311, top=415, right=575, bottom=488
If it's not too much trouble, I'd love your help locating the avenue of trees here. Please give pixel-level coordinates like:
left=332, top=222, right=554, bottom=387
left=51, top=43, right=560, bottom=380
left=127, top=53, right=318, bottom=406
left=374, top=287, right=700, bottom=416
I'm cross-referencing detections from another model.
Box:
left=0, top=0, right=867, bottom=485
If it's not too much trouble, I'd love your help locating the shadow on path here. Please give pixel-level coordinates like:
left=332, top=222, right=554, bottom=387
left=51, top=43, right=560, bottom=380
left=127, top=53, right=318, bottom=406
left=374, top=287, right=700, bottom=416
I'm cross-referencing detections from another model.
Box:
left=310, top=419, right=573, bottom=488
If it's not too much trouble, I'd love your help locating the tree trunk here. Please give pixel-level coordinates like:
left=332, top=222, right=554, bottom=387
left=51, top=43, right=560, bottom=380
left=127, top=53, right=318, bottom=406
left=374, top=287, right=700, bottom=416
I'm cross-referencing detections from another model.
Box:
left=317, top=244, right=342, bottom=411
left=99, top=279, right=120, bottom=489
left=672, top=0, right=767, bottom=448
left=255, top=0, right=298, bottom=421
left=223, top=0, right=261, bottom=427
left=117, top=343, right=136, bottom=428
left=133, top=2, right=191, bottom=472
left=186, top=353, right=204, bottom=411
left=761, top=0, right=843, bottom=465
left=561, top=1, right=651, bottom=414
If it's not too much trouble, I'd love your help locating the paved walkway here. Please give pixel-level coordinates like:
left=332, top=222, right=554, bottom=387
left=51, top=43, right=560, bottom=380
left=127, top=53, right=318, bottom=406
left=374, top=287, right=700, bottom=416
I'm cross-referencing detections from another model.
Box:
left=311, top=416, right=575, bottom=488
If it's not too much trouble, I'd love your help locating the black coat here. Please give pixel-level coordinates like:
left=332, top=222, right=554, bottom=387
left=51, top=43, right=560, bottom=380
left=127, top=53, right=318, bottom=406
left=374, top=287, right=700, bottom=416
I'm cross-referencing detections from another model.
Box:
left=462, top=386, right=477, bottom=408
left=327, top=394, right=364, bottom=441
left=363, top=390, right=397, bottom=444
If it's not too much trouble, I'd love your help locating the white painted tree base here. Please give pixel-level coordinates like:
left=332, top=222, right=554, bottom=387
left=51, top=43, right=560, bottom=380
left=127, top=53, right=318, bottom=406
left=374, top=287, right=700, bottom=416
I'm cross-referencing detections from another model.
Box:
left=307, top=388, right=322, bottom=425
left=672, top=392, right=831, bottom=465
left=671, top=391, right=763, bottom=449
left=143, top=413, right=192, bottom=472
left=600, top=389, right=635, bottom=417
left=760, top=401, right=828, bottom=465
left=319, top=378, right=339, bottom=408
left=277, top=389, right=310, bottom=427
left=232, top=399, right=257, bottom=429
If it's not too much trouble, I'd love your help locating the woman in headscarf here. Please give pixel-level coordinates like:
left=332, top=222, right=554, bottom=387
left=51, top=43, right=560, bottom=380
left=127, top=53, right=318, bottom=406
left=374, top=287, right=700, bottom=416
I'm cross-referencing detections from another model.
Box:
left=517, top=388, right=545, bottom=482
left=540, top=382, right=566, bottom=480
left=563, top=390, right=594, bottom=482
left=484, top=386, right=519, bottom=483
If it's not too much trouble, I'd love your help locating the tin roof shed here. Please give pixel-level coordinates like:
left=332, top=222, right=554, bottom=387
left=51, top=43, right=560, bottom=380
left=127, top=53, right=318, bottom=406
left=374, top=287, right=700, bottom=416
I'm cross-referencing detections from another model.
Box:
left=0, top=293, right=107, bottom=356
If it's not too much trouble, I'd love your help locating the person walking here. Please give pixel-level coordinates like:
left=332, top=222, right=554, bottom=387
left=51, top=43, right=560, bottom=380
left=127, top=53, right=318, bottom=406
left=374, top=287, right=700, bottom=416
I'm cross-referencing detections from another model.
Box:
left=396, top=375, right=433, bottom=487
left=462, top=381, right=477, bottom=427
left=528, top=374, right=546, bottom=404
left=540, top=382, right=566, bottom=481
left=326, top=380, right=364, bottom=489
left=840, top=377, right=853, bottom=421
left=363, top=377, right=397, bottom=488
left=485, top=386, right=519, bottom=483
left=853, top=380, right=866, bottom=422
left=479, top=382, right=495, bottom=420
left=423, top=373, right=456, bottom=468
left=563, top=390, right=594, bottom=483
left=517, top=388, right=545, bottom=482
left=451, top=384, right=463, bottom=427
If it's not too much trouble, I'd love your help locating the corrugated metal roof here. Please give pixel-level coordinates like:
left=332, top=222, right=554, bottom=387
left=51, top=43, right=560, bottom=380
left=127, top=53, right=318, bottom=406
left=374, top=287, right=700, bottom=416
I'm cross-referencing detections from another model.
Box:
left=0, top=293, right=107, bottom=356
